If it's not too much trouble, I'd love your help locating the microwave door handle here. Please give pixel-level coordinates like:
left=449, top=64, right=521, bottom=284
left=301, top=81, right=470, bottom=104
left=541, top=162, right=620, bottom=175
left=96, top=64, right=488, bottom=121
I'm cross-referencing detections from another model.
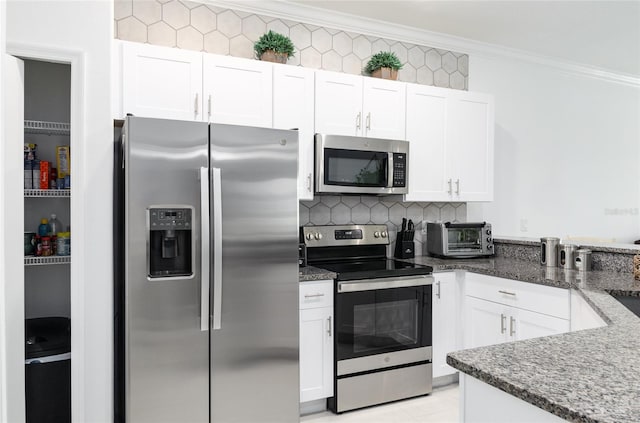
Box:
left=387, top=152, right=394, bottom=188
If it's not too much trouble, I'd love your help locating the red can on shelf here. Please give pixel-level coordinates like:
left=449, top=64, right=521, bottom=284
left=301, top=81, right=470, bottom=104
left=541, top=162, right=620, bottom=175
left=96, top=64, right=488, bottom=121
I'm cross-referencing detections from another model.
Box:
left=39, top=161, right=50, bottom=190
left=41, top=236, right=52, bottom=257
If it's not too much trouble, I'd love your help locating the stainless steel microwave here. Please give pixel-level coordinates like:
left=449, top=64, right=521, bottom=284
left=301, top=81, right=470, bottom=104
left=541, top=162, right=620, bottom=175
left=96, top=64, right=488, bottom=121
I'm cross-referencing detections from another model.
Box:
left=426, top=222, right=494, bottom=258
left=315, top=133, right=409, bottom=195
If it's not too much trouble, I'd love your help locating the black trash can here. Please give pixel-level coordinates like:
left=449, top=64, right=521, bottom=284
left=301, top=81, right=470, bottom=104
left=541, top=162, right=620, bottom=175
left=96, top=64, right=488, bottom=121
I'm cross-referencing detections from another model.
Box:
left=25, top=317, right=71, bottom=423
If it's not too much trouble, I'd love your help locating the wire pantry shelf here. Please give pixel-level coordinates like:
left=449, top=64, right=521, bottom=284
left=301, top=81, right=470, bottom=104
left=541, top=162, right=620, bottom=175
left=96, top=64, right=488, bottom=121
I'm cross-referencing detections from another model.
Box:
left=24, top=120, right=70, bottom=136
left=24, top=189, right=70, bottom=197
left=25, top=256, right=71, bottom=266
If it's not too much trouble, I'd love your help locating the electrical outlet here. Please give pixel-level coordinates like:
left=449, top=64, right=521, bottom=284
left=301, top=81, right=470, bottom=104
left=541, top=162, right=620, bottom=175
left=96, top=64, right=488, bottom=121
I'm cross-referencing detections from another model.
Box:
left=520, top=219, right=528, bottom=232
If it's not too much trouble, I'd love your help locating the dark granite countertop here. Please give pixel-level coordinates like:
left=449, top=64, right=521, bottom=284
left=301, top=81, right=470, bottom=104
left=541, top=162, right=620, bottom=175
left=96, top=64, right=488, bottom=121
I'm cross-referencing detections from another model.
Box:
left=298, top=265, right=336, bottom=282
left=406, top=255, right=640, bottom=423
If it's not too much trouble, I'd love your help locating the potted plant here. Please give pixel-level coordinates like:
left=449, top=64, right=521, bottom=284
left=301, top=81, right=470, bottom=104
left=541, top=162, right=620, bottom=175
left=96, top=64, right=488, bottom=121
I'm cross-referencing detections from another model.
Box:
left=254, top=30, right=295, bottom=64
left=364, top=51, right=403, bottom=80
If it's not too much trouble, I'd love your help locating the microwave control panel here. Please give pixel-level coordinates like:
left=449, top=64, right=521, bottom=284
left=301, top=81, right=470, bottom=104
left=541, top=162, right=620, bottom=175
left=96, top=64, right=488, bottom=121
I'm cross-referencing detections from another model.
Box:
left=392, top=153, right=406, bottom=187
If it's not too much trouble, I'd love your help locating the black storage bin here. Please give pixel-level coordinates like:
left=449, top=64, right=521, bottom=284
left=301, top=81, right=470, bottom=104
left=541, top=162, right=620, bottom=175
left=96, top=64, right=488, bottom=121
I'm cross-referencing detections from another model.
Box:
left=25, top=317, right=71, bottom=423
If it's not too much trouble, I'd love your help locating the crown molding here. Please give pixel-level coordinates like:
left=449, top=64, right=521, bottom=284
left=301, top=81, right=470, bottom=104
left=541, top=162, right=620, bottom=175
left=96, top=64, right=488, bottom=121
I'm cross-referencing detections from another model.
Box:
left=206, top=0, right=640, bottom=87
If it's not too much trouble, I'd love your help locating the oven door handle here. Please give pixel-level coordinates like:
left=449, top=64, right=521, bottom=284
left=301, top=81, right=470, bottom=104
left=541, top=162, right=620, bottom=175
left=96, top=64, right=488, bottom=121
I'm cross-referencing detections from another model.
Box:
left=338, top=275, right=433, bottom=293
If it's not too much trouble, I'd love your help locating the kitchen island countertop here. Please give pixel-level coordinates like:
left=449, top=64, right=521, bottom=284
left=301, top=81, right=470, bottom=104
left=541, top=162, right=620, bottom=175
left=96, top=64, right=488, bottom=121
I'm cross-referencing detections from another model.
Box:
left=407, top=255, right=640, bottom=423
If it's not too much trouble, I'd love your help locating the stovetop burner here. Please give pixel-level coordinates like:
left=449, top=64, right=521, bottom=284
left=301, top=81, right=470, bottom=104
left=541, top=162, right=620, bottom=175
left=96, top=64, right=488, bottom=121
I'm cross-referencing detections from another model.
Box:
left=315, top=258, right=432, bottom=281
left=301, top=225, right=433, bottom=281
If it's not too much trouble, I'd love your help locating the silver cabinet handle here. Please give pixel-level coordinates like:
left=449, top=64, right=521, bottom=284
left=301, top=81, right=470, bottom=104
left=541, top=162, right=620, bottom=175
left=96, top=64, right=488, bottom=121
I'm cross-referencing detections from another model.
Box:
left=500, top=313, right=506, bottom=334
left=306, top=173, right=312, bottom=192
left=199, top=167, right=210, bottom=332
left=498, top=290, right=516, bottom=296
left=366, top=112, right=371, bottom=131
left=510, top=316, right=516, bottom=337
left=436, top=281, right=441, bottom=299
left=356, top=112, right=362, bottom=130
left=327, top=316, right=332, bottom=337
left=455, top=179, right=460, bottom=195
left=207, top=94, right=212, bottom=121
left=194, top=93, right=199, bottom=117
left=304, top=293, right=325, bottom=298
left=212, top=167, right=223, bottom=330
left=447, top=179, right=452, bottom=195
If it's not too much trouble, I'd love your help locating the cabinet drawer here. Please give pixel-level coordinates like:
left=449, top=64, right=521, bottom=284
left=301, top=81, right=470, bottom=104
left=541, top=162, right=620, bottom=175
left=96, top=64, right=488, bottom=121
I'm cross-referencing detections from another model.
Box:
left=465, top=273, right=569, bottom=319
left=300, top=280, right=333, bottom=309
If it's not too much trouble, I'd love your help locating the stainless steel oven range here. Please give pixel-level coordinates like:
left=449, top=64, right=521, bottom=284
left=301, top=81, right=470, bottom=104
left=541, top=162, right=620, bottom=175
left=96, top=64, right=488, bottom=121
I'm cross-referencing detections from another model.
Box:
left=302, top=225, right=434, bottom=413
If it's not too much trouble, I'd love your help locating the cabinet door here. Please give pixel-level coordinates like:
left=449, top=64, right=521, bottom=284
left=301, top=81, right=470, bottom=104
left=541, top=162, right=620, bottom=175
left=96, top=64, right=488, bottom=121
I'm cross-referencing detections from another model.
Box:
left=203, top=55, right=273, bottom=127
left=432, top=272, right=458, bottom=378
left=300, top=306, right=334, bottom=402
left=122, top=42, right=203, bottom=121
left=513, top=308, right=570, bottom=342
left=315, top=70, right=363, bottom=136
left=404, top=83, right=451, bottom=202
left=447, top=91, right=494, bottom=201
left=273, top=65, right=315, bottom=201
left=464, top=296, right=507, bottom=349
left=362, top=78, right=406, bottom=140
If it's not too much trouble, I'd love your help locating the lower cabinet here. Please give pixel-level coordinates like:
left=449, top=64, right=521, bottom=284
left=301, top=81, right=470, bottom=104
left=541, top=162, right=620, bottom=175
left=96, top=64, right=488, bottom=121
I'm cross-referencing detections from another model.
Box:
left=464, top=296, right=570, bottom=349
left=432, top=272, right=460, bottom=378
left=299, top=280, right=334, bottom=403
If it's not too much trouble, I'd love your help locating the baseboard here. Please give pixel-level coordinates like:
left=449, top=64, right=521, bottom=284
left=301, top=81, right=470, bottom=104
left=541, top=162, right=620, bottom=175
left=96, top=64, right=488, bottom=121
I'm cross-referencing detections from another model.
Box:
left=300, top=399, right=327, bottom=416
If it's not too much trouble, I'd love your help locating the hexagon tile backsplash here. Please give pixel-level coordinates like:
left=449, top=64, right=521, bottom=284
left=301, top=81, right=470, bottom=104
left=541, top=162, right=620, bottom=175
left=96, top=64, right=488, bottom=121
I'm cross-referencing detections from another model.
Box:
left=115, top=0, right=469, bottom=89
left=301, top=196, right=467, bottom=256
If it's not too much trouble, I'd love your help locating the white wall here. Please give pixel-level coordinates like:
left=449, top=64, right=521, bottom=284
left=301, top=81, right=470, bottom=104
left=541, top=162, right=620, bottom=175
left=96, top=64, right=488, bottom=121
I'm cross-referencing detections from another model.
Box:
left=6, top=1, right=113, bottom=422
left=468, top=55, right=640, bottom=243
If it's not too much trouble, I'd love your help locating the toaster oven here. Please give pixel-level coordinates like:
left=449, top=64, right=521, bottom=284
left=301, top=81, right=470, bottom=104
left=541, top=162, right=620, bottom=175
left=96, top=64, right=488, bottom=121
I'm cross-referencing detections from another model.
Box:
left=426, top=222, right=494, bottom=258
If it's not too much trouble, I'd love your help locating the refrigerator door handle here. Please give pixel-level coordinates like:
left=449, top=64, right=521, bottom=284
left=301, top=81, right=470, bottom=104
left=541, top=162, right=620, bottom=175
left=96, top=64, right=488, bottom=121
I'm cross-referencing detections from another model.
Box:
left=200, top=167, right=210, bottom=332
left=212, top=167, right=223, bottom=330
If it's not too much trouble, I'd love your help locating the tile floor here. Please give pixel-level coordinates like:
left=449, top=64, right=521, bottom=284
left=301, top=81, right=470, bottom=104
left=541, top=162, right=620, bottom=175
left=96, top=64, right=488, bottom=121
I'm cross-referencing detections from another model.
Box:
left=301, top=384, right=459, bottom=423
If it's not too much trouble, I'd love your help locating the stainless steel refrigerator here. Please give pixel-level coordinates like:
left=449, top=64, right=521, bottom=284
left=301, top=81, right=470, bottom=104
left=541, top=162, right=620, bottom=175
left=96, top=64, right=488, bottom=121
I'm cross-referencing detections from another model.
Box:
left=114, top=116, right=299, bottom=422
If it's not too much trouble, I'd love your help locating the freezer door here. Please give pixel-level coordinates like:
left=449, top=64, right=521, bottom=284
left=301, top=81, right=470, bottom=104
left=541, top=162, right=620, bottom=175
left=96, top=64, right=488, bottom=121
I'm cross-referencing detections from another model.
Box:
left=209, top=124, right=299, bottom=422
left=124, top=117, right=209, bottom=423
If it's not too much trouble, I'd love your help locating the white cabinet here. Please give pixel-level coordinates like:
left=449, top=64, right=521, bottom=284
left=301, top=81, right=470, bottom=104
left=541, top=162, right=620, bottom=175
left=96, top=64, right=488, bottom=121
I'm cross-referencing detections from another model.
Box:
left=464, top=296, right=510, bottom=349
left=203, top=54, right=273, bottom=127
left=404, top=84, right=450, bottom=201
left=121, top=41, right=203, bottom=121
left=299, top=280, right=334, bottom=403
left=362, top=77, right=406, bottom=139
left=447, top=91, right=494, bottom=201
left=315, top=70, right=406, bottom=139
left=404, top=84, right=494, bottom=202
left=273, top=65, right=315, bottom=200
left=432, top=272, right=459, bottom=378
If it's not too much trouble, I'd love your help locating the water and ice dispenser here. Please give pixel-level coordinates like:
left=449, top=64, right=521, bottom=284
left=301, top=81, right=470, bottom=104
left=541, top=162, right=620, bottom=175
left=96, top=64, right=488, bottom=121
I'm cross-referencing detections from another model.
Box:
left=148, top=207, right=193, bottom=278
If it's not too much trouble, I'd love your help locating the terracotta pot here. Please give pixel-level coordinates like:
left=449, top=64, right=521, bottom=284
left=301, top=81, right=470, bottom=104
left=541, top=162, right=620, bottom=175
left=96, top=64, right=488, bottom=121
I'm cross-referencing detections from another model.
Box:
left=371, top=67, right=398, bottom=80
left=259, top=50, right=288, bottom=64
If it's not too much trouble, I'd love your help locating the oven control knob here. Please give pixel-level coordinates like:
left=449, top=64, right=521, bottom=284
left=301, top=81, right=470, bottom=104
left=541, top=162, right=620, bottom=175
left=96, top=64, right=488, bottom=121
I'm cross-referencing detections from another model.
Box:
left=306, top=233, right=313, bottom=241
left=486, top=229, right=492, bottom=235
left=314, top=233, right=323, bottom=240
left=374, top=231, right=381, bottom=238
left=487, top=237, right=492, bottom=243
left=381, top=231, right=387, bottom=238
left=488, top=244, right=494, bottom=250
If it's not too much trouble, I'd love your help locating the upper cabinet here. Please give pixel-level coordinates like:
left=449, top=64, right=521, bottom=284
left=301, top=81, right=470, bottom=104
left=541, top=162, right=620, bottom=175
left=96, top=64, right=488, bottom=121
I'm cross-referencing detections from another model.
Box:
left=405, top=83, right=494, bottom=202
left=272, top=65, right=315, bottom=201
left=315, top=70, right=406, bottom=140
left=122, top=42, right=203, bottom=121
left=203, top=55, right=273, bottom=127
left=447, top=91, right=494, bottom=202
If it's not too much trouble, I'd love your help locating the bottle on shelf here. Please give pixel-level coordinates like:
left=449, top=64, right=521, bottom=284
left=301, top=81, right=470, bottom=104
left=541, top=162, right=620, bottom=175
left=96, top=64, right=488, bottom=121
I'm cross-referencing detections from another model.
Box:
left=49, top=214, right=62, bottom=236
left=38, top=218, right=49, bottom=237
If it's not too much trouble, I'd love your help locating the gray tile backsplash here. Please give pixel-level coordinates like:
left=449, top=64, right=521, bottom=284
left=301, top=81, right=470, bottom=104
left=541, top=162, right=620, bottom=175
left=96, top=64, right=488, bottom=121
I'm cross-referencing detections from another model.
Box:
left=301, top=196, right=467, bottom=256
left=115, top=0, right=469, bottom=89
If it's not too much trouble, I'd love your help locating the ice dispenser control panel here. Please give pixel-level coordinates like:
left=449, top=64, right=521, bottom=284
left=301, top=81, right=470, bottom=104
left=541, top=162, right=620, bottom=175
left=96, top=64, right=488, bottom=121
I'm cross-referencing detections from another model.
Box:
left=148, top=207, right=193, bottom=279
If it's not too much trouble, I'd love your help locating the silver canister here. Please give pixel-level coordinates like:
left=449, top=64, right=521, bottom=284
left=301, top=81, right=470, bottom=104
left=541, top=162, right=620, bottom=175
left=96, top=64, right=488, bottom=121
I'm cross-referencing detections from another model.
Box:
left=574, top=249, right=592, bottom=272
left=558, top=244, right=579, bottom=270
left=540, top=237, right=560, bottom=267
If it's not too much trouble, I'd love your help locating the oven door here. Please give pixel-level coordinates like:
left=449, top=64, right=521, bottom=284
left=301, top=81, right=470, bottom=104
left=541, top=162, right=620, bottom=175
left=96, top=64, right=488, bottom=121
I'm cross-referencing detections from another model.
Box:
left=335, top=282, right=432, bottom=362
